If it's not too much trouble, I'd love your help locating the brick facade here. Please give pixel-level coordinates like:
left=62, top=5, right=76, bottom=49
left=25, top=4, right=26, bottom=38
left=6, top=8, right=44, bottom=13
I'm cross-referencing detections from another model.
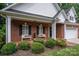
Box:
left=11, top=19, right=51, bottom=42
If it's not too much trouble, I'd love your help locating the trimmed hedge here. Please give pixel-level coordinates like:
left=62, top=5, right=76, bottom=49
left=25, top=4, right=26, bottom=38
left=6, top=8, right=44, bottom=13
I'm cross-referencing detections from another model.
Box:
left=31, top=42, right=45, bottom=54
left=18, top=41, right=30, bottom=50
left=45, top=38, right=56, bottom=48
left=33, top=38, right=44, bottom=44
left=1, top=42, right=16, bottom=55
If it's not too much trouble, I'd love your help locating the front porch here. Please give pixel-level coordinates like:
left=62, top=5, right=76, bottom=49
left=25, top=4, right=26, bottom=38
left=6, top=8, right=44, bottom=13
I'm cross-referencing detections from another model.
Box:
left=11, top=19, right=51, bottom=42
left=6, top=16, right=67, bottom=43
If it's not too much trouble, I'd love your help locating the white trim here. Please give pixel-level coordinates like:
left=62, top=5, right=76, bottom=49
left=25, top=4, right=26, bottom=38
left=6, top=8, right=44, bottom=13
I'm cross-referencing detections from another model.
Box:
left=0, top=10, right=53, bottom=22
left=64, top=24, right=66, bottom=39
left=2, top=4, right=17, bottom=11
left=22, top=23, right=29, bottom=36
left=72, top=7, right=77, bottom=17
left=48, top=27, right=50, bottom=37
left=52, top=22, right=56, bottom=39
left=6, top=16, right=11, bottom=43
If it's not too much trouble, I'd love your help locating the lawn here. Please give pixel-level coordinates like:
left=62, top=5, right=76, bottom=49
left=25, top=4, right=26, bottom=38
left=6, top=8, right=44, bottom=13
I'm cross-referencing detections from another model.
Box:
left=47, top=45, right=79, bottom=56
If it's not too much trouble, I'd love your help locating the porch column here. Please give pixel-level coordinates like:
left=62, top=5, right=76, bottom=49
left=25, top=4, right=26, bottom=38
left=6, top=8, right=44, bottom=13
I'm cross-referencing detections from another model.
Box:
left=52, top=22, right=56, bottom=39
left=6, top=16, right=11, bottom=43
left=64, top=23, right=66, bottom=39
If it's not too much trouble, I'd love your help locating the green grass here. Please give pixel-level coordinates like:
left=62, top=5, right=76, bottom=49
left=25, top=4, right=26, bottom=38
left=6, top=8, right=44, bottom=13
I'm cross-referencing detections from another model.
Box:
left=47, top=45, right=79, bottom=56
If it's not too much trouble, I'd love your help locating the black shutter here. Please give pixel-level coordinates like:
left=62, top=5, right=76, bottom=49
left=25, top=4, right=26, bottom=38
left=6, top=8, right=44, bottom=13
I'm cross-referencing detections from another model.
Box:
left=29, top=25, right=31, bottom=35
left=50, top=27, right=52, bottom=37
left=37, top=26, right=39, bottom=35
left=43, top=26, right=45, bottom=34
left=19, top=25, right=22, bottom=35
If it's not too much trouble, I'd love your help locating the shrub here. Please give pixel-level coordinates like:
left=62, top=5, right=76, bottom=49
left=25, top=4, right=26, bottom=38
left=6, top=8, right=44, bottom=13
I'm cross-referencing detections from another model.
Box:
left=33, top=38, right=44, bottom=44
left=31, top=42, right=45, bottom=54
left=1, top=42, right=16, bottom=55
left=0, top=33, right=6, bottom=49
left=18, top=41, right=30, bottom=50
left=56, top=39, right=66, bottom=47
left=45, top=38, right=56, bottom=48
left=48, top=45, right=79, bottom=56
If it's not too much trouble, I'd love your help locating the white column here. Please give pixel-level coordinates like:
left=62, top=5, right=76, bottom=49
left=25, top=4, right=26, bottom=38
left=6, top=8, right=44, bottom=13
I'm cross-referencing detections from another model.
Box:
left=6, top=16, right=11, bottom=43
left=64, top=23, right=66, bottom=39
left=52, top=22, right=56, bottom=39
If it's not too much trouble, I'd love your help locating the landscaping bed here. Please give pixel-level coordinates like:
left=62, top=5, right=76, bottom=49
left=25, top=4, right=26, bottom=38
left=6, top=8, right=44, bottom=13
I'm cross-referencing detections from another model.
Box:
left=0, top=38, right=75, bottom=56
left=10, top=46, right=62, bottom=56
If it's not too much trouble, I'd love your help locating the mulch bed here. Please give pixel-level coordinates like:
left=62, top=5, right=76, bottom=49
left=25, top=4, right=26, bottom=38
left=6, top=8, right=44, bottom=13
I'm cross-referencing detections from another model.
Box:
left=9, top=46, right=65, bottom=56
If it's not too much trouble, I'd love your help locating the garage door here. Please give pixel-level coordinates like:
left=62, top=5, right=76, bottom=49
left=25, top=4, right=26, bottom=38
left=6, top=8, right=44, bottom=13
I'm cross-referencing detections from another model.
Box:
left=65, top=27, right=78, bottom=39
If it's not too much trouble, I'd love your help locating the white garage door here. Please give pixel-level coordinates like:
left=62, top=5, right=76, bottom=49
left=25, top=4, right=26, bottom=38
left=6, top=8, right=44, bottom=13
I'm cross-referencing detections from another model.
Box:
left=65, top=27, right=78, bottom=39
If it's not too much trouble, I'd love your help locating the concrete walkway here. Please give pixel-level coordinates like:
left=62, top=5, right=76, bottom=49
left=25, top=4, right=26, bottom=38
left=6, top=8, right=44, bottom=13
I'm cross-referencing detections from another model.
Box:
left=67, top=39, right=79, bottom=44
left=66, top=39, right=79, bottom=46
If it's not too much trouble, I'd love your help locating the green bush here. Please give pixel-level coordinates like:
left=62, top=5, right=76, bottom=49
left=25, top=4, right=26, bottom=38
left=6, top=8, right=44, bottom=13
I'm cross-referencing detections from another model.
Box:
left=1, top=42, right=16, bottom=55
left=0, top=38, right=4, bottom=49
left=31, top=42, right=45, bottom=54
left=48, top=45, right=79, bottom=56
left=45, top=38, right=56, bottom=48
left=0, top=32, right=6, bottom=49
left=33, top=38, right=44, bottom=44
left=56, top=39, right=66, bottom=47
left=18, top=41, right=30, bottom=50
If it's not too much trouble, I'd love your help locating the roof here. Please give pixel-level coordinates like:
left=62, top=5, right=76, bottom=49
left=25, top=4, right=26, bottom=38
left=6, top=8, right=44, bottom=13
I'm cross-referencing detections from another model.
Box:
left=0, top=3, right=61, bottom=20
left=65, top=7, right=77, bottom=16
left=53, top=9, right=68, bottom=20
left=2, top=3, right=61, bottom=11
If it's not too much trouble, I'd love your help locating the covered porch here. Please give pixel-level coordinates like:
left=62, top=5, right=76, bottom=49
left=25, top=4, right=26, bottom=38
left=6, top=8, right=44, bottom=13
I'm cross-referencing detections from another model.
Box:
left=6, top=16, right=53, bottom=43
left=11, top=19, right=51, bottom=42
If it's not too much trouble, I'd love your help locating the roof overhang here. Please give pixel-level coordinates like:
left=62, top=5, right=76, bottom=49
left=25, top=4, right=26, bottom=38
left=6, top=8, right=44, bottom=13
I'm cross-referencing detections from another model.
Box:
left=0, top=10, right=53, bottom=23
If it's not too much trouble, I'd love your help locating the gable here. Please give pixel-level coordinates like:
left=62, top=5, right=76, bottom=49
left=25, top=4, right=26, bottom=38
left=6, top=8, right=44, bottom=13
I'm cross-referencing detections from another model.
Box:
left=57, top=12, right=65, bottom=23
left=67, top=7, right=76, bottom=23
left=8, top=3, right=59, bottom=17
left=54, top=10, right=67, bottom=23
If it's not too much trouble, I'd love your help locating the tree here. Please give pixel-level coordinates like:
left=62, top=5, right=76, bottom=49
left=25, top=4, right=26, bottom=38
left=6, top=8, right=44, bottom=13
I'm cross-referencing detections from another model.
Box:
left=0, top=3, right=7, bottom=49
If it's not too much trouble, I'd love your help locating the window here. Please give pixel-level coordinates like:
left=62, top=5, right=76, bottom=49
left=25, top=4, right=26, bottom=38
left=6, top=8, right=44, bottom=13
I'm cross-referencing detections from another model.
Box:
left=70, top=16, right=74, bottom=21
left=39, top=24, right=43, bottom=35
left=22, top=23, right=29, bottom=35
left=22, top=23, right=31, bottom=35
left=37, top=24, right=45, bottom=35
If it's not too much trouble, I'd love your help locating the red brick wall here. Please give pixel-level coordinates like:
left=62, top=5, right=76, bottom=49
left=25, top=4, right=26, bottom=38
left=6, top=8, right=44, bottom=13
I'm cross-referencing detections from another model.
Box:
left=11, top=19, right=51, bottom=42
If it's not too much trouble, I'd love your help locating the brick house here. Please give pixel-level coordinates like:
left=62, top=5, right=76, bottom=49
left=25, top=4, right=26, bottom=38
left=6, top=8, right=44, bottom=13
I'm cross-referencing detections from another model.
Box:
left=0, top=3, right=79, bottom=43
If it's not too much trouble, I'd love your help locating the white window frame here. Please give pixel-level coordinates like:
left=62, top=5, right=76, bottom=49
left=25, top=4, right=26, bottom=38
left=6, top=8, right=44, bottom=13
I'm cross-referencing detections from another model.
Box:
left=22, top=23, right=29, bottom=36
left=39, top=24, right=43, bottom=35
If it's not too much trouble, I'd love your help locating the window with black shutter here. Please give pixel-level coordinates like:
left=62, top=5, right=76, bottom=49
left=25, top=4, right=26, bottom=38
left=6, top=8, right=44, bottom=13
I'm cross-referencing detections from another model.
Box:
left=21, top=23, right=32, bottom=35
left=28, top=25, right=31, bottom=35
left=19, top=25, right=22, bottom=35
left=50, top=27, right=52, bottom=37
left=43, top=26, right=45, bottom=34
left=37, top=26, right=39, bottom=35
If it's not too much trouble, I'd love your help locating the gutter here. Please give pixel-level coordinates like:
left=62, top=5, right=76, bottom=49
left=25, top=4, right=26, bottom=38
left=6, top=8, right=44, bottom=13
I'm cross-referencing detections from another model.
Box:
left=0, top=10, right=54, bottom=23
